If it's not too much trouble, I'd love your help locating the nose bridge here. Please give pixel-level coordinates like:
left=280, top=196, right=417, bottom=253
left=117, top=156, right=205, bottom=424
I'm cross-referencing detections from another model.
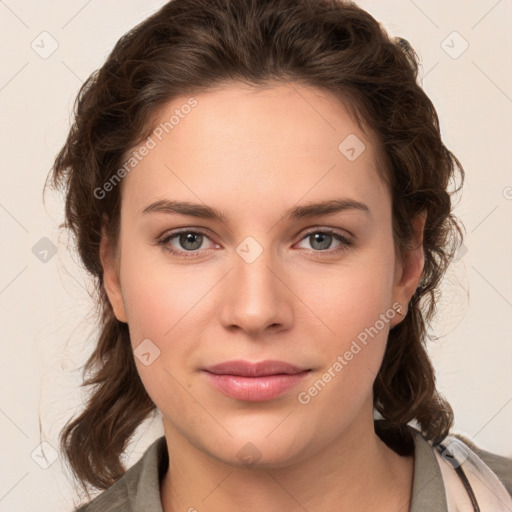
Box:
left=220, top=237, right=290, bottom=334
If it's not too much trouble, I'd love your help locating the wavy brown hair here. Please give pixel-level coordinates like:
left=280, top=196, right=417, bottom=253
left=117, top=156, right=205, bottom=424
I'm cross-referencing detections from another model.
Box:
left=47, top=0, right=465, bottom=495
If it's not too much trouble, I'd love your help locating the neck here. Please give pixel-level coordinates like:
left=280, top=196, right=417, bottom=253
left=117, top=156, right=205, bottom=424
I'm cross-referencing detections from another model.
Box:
left=160, top=408, right=413, bottom=512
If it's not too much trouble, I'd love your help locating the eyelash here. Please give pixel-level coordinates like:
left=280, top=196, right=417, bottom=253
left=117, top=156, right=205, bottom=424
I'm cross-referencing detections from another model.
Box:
left=156, top=228, right=353, bottom=259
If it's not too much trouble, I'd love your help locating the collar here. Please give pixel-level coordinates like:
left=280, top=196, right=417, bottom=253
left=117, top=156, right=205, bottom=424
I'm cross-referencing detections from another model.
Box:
left=85, top=422, right=450, bottom=511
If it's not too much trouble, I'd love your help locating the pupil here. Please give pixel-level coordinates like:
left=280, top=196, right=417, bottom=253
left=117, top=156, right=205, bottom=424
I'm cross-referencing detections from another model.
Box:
left=181, top=233, right=202, bottom=250
left=312, top=233, right=331, bottom=250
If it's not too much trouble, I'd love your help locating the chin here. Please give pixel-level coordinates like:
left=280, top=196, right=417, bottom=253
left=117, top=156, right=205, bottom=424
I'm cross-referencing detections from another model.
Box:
left=203, top=433, right=312, bottom=470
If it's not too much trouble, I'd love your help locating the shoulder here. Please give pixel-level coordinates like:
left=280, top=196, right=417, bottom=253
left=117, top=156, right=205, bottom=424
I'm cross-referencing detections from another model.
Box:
left=387, top=422, right=512, bottom=512
left=431, top=430, right=512, bottom=511
left=75, top=436, right=168, bottom=512
left=450, top=432, right=512, bottom=498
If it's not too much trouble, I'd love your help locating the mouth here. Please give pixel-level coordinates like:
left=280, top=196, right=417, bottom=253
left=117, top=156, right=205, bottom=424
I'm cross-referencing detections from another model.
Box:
left=202, top=360, right=311, bottom=401
left=203, top=359, right=310, bottom=377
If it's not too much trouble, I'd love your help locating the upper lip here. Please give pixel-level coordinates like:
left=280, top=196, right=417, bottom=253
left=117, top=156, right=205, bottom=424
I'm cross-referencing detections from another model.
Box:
left=203, top=360, right=309, bottom=377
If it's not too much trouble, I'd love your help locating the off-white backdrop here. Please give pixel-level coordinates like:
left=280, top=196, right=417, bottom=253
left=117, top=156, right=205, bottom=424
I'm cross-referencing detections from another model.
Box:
left=1, top=1, right=511, bottom=511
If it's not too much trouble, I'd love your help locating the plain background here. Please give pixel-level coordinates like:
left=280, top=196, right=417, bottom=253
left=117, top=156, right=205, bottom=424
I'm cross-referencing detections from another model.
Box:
left=0, top=0, right=511, bottom=510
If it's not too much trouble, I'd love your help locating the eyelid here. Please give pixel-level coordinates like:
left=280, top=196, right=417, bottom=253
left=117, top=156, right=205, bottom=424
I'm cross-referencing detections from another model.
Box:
left=299, top=226, right=353, bottom=241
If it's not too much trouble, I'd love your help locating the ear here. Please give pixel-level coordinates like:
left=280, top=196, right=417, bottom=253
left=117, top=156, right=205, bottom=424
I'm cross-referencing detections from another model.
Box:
left=390, top=210, right=427, bottom=327
left=99, top=226, right=127, bottom=323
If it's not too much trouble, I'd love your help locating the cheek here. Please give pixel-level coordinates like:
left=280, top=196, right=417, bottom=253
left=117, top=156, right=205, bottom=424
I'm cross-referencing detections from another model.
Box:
left=295, top=292, right=392, bottom=431
left=303, top=249, right=395, bottom=342
left=297, top=248, right=396, bottom=399
left=117, top=246, right=214, bottom=397
left=119, top=243, right=211, bottom=341
left=119, top=259, right=203, bottom=414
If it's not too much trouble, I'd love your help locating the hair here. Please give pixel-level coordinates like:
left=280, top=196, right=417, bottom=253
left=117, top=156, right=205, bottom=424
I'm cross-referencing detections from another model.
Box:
left=47, top=0, right=465, bottom=494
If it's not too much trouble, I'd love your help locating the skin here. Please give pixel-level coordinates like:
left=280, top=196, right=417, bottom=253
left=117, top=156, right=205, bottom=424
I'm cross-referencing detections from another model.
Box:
left=100, top=82, right=425, bottom=511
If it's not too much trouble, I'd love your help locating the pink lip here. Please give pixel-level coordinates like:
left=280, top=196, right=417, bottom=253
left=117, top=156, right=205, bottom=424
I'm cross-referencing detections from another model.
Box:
left=202, top=360, right=311, bottom=402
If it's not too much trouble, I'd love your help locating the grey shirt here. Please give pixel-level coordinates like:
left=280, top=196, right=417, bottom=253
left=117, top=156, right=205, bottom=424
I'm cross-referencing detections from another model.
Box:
left=77, top=422, right=512, bottom=511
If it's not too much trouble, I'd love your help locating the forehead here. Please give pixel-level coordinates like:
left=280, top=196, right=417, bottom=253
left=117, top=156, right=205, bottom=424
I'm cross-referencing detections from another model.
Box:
left=121, top=82, right=390, bottom=224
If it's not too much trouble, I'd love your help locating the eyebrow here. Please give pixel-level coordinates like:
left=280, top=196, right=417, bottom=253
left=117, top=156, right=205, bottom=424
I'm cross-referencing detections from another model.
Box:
left=141, top=197, right=371, bottom=223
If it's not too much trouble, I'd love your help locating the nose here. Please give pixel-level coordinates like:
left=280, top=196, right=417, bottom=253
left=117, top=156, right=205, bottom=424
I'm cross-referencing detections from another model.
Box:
left=218, top=245, right=293, bottom=337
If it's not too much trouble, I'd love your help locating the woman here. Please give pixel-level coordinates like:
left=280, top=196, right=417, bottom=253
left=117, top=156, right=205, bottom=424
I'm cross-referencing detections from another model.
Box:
left=47, top=0, right=512, bottom=510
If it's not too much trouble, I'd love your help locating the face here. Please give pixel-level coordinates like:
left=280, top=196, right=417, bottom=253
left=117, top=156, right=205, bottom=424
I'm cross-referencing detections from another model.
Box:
left=101, top=82, right=424, bottom=468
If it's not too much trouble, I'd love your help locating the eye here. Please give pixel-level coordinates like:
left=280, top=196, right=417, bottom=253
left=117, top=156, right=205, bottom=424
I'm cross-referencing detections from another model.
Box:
left=157, top=227, right=353, bottom=259
left=295, top=229, right=353, bottom=254
left=157, top=229, right=218, bottom=259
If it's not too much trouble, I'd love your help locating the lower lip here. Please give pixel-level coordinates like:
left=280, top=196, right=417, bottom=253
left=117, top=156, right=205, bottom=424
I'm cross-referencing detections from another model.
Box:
left=203, top=371, right=310, bottom=401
